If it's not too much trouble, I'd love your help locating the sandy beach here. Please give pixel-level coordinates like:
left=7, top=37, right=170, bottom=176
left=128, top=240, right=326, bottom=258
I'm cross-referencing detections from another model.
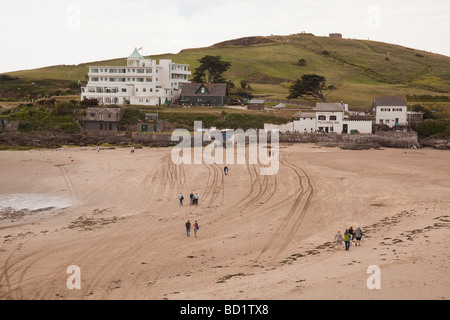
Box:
left=0, top=144, right=449, bottom=300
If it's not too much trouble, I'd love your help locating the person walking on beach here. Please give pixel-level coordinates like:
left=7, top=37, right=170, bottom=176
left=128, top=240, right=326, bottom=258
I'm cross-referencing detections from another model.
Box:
left=348, top=226, right=355, bottom=246
left=194, top=220, right=199, bottom=238
left=194, top=193, right=199, bottom=205
left=355, top=227, right=363, bottom=246
left=190, top=192, right=194, bottom=205
left=179, top=193, right=184, bottom=206
left=344, top=230, right=351, bottom=251
left=334, top=230, right=343, bottom=250
left=185, top=220, right=191, bottom=237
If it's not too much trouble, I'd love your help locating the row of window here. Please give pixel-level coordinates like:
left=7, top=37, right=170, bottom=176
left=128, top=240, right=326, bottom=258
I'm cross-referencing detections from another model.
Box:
left=91, top=68, right=157, bottom=74
left=318, top=115, right=338, bottom=121
left=91, top=67, right=188, bottom=74
left=171, top=65, right=188, bottom=71
left=90, top=77, right=156, bottom=83
left=380, top=108, right=404, bottom=112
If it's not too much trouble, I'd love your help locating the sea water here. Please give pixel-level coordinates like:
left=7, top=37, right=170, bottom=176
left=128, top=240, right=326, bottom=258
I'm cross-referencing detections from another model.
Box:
left=0, top=194, right=71, bottom=217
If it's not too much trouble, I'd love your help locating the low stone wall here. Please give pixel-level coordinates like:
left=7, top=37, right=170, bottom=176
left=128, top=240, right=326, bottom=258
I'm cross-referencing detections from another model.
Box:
left=0, top=130, right=428, bottom=151
left=0, top=132, right=178, bottom=148
left=279, top=131, right=419, bottom=149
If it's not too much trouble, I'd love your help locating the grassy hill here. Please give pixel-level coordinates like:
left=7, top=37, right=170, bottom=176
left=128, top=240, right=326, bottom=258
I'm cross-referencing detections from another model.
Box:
left=2, top=34, right=450, bottom=110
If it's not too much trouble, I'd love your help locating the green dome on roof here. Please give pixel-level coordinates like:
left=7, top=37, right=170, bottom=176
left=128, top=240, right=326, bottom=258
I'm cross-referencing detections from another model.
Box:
left=128, top=48, right=142, bottom=59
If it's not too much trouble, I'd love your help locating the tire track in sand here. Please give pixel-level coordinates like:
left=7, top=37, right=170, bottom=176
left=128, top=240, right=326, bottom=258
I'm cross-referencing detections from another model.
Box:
left=250, top=154, right=314, bottom=265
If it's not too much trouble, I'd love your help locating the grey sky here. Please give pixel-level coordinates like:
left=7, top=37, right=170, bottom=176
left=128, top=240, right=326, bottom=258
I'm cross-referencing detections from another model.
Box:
left=0, top=0, right=449, bottom=74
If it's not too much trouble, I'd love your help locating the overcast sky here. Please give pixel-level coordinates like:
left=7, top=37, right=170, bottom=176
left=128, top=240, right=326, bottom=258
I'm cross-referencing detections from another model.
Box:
left=0, top=0, right=449, bottom=74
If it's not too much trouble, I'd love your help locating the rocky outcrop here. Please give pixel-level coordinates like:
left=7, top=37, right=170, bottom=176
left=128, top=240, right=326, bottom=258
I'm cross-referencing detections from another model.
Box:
left=419, top=137, right=450, bottom=150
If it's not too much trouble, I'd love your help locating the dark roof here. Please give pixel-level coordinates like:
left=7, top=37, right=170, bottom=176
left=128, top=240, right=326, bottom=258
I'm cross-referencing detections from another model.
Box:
left=373, top=96, right=407, bottom=107
left=181, top=83, right=227, bottom=96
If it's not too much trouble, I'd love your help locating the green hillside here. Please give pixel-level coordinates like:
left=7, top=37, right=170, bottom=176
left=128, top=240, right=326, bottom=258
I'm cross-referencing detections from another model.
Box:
left=3, top=34, right=450, bottom=109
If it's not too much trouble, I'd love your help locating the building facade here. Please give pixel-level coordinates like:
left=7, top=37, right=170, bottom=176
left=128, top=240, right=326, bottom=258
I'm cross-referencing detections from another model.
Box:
left=180, top=83, right=228, bottom=106
left=373, top=96, right=408, bottom=128
left=266, top=102, right=373, bottom=134
left=83, top=108, right=124, bottom=131
left=248, top=100, right=265, bottom=110
left=81, top=48, right=191, bottom=106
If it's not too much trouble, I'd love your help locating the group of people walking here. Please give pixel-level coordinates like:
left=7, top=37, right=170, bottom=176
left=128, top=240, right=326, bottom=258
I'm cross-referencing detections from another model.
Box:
left=334, top=226, right=363, bottom=251
left=178, top=192, right=199, bottom=206
left=185, top=220, right=200, bottom=238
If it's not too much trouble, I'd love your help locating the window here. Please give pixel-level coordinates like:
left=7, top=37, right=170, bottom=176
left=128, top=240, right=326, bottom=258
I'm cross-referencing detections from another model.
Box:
left=91, top=68, right=99, bottom=73
left=330, top=116, right=337, bottom=121
left=201, top=87, right=206, bottom=94
left=91, top=77, right=99, bottom=82
left=318, top=115, right=326, bottom=121
left=109, top=69, right=117, bottom=73
left=137, top=69, right=145, bottom=74
left=122, top=88, right=127, bottom=93
left=146, top=69, right=152, bottom=73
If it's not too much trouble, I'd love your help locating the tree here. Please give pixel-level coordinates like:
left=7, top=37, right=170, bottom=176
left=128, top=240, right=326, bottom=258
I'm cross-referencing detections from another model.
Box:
left=297, top=59, right=307, bottom=66
left=240, top=80, right=248, bottom=89
left=193, top=55, right=232, bottom=83
left=287, top=74, right=333, bottom=102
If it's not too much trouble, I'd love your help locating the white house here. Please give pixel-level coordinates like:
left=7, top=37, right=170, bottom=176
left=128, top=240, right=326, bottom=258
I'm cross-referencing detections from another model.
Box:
left=266, top=102, right=373, bottom=134
left=81, top=48, right=191, bottom=106
left=373, top=96, right=408, bottom=128
left=315, top=103, right=345, bottom=133
left=293, top=112, right=316, bottom=133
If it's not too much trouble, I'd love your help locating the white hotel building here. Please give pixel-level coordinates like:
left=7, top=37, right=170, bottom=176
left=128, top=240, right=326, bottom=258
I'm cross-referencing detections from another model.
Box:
left=81, top=48, right=191, bottom=106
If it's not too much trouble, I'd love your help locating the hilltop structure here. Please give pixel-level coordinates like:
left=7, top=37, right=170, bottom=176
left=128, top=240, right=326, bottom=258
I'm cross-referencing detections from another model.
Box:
left=81, top=48, right=191, bottom=106
left=329, top=33, right=343, bottom=39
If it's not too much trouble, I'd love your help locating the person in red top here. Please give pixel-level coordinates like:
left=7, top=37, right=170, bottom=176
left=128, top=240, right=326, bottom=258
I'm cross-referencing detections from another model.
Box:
left=194, top=221, right=199, bottom=238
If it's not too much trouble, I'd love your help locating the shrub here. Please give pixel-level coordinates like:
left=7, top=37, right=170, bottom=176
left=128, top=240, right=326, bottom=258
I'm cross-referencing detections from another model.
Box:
left=80, top=98, right=99, bottom=107
left=297, top=59, right=307, bottom=66
left=414, top=120, right=447, bottom=137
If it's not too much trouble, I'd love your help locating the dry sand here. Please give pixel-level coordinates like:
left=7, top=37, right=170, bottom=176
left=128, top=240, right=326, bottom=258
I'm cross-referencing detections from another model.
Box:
left=0, top=144, right=448, bottom=300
